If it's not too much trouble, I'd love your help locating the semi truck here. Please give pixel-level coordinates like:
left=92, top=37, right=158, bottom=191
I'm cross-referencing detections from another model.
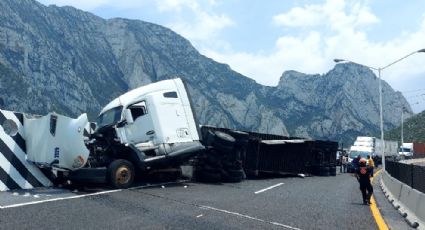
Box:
left=347, top=136, right=398, bottom=172
left=399, top=142, right=425, bottom=159
left=5, top=78, right=207, bottom=188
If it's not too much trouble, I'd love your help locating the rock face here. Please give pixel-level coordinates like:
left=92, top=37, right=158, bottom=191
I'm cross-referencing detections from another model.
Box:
left=269, top=64, right=411, bottom=143
left=0, top=0, right=413, bottom=144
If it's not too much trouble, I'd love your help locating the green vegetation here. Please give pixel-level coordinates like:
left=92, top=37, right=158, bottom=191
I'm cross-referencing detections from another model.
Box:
left=385, top=110, right=425, bottom=143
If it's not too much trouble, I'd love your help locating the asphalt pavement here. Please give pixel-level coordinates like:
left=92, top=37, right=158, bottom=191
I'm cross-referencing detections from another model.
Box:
left=0, top=170, right=412, bottom=230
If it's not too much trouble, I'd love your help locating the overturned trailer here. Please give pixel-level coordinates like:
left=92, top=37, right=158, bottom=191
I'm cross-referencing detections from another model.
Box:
left=197, top=126, right=338, bottom=179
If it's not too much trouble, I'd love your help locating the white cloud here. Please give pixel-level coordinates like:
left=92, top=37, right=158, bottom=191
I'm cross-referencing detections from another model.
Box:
left=154, top=0, right=234, bottom=50
left=155, top=0, right=197, bottom=12
left=273, top=5, right=323, bottom=27
left=203, top=31, right=326, bottom=86
left=273, top=0, right=379, bottom=29
left=168, top=12, right=234, bottom=41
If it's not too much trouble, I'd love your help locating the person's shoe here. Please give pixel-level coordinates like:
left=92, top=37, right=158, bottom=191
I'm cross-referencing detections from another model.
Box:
left=363, top=201, right=368, bottom=205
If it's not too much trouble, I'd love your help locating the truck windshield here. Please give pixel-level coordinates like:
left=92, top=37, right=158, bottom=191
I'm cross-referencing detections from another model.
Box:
left=399, top=147, right=411, bottom=152
left=349, top=151, right=370, bottom=159
left=96, top=106, right=123, bottom=129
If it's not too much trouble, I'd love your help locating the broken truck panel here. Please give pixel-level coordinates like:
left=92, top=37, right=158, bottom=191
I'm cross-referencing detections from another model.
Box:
left=24, top=112, right=90, bottom=171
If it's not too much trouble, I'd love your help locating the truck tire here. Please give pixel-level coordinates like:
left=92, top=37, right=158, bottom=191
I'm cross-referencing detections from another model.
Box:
left=213, top=131, right=235, bottom=153
left=222, top=159, right=243, bottom=170
left=107, top=159, right=135, bottom=189
left=222, top=169, right=245, bottom=183
left=228, top=130, right=249, bottom=142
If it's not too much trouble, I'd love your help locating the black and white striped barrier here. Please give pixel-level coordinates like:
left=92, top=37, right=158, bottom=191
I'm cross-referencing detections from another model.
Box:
left=0, top=109, right=53, bottom=191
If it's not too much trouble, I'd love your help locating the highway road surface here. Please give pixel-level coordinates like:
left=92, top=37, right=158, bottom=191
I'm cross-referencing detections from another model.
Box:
left=0, top=169, right=413, bottom=230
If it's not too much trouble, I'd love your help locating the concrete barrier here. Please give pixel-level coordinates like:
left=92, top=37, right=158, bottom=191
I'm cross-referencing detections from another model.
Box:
left=381, top=171, right=425, bottom=229
left=383, top=172, right=402, bottom=200
left=0, top=109, right=53, bottom=191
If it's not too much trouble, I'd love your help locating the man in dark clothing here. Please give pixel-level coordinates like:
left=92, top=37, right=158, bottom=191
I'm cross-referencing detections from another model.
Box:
left=351, top=155, right=361, bottom=173
left=355, top=158, right=374, bottom=205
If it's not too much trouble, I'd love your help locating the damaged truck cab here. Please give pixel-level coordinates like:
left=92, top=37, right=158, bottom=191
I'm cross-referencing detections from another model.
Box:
left=86, top=78, right=204, bottom=187
left=26, top=78, right=204, bottom=188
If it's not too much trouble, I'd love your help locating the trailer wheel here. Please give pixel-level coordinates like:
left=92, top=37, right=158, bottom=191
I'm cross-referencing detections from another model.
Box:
left=107, top=159, right=135, bottom=189
left=213, top=131, right=235, bottom=153
left=222, top=169, right=245, bottom=183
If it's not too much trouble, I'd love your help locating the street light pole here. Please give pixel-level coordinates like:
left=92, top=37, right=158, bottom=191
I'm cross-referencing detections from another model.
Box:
left=378, top=68, right=385, bottom=171
left=401, top=107, right=404, bottom=147
left=334, top=48, right=425, bottom=172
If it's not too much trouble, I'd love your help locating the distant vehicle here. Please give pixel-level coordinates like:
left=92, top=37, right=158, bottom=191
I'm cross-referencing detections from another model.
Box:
left=399, top=142, right=425, bottom=159
left=347, top=136, right=398, bottom=172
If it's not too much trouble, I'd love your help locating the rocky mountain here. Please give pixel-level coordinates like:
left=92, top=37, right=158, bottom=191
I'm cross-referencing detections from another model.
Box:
left=0, top=0, right=413, bottom=144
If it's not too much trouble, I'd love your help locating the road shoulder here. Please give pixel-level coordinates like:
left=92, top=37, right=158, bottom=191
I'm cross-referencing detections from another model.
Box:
left=372, top=170, right=415, bottom=230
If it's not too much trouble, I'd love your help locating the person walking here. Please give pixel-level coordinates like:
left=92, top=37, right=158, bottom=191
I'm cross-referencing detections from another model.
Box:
left=367, top=155, right=375, bottom=177
left=341, top=154, right=348, bottom=173
left=355, top=158, right=373, bottom=205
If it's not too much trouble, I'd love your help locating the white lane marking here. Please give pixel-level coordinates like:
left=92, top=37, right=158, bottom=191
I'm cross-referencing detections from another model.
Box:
left=0, top=181, right=188, bottom=209
left=254, top=183, right=284, bottom=194
left=196, top=214, right=203, bottom=218
left=200, top=205, right=301, bottom=230
left=0, top=189, right=121, bottom=209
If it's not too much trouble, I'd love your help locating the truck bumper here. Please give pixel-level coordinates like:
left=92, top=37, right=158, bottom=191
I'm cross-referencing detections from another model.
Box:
left=68, top=168, right=107, bottom=184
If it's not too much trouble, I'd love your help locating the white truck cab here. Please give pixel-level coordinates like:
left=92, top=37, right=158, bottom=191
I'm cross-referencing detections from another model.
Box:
left=99, top=78, right=200, bottom=148
left=20, top=78, right=204, bottom=188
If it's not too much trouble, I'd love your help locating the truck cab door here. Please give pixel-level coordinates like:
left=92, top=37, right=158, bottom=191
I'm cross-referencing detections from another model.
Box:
left=122, top=101, right=155, bottom=144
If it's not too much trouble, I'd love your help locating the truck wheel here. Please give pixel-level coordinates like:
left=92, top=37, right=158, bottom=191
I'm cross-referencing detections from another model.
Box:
left=107, top=159, right=135, bottom=189
left=213, top=131, right=235, bottom=153
left=222, top=169, right=245, bottom=183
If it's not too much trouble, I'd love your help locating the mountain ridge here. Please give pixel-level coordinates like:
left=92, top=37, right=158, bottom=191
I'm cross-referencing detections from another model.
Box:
left=0, top=0, right=413, bottom=144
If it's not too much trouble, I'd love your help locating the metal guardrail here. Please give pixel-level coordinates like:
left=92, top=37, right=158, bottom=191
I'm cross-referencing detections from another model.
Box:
left=386, top=160, right=425, bottom=194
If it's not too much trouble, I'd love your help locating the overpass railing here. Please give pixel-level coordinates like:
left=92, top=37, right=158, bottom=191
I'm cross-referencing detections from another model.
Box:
left=385, top=160, right=425, bottom=194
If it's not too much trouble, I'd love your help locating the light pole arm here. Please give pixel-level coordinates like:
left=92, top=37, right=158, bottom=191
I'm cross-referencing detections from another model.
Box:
left=382, top=50, right=424, bottom=70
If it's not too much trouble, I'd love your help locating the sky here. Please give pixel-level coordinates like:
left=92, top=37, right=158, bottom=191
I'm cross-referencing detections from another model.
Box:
left=37, top=0, right=425, bottom=113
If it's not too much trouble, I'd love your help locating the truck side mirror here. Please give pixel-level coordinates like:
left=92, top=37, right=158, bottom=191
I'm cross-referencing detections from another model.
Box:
left=124, top=109, right=134, bottom=124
